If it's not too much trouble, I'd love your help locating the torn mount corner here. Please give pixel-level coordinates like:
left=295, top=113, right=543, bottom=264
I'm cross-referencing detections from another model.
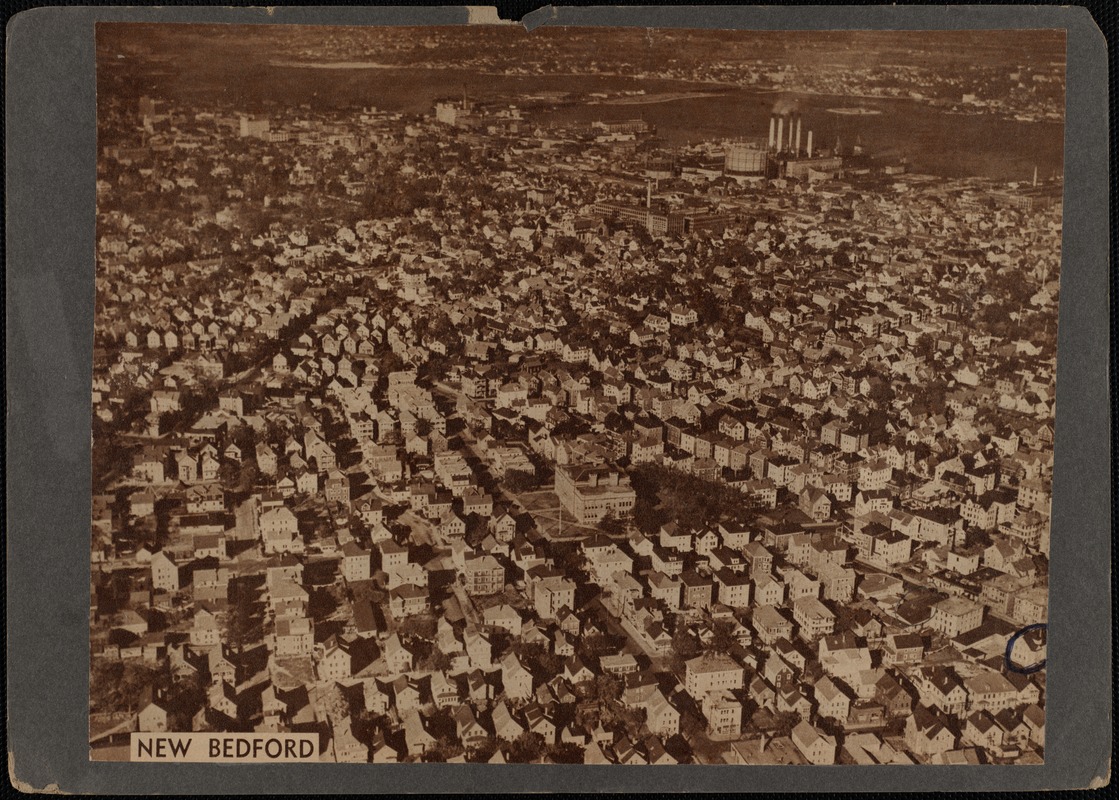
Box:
left=521, top=5, right=557, bottom=31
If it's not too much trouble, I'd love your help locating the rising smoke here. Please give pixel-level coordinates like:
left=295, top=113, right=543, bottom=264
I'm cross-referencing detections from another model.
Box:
left=772, top=98, right=800, bottom=115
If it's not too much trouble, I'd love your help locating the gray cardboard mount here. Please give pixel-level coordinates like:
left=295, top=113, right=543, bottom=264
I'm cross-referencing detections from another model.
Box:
left=5, top=5, right=1110, bottom=793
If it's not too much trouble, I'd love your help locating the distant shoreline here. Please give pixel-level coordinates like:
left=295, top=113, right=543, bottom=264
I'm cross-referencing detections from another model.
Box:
left=827, top=107, right=884, bottom=116
left=591, top=90, right=731, bottom=106
left=263, top=61, right=1061, bottom=128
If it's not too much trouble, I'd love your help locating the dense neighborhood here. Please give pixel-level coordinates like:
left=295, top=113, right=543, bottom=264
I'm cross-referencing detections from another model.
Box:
left=91, top=29, right=1058, bottom=766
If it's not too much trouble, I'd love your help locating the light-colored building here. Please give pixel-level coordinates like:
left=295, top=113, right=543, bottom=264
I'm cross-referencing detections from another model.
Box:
left=340, top=541, right=371, bottom=582
left=685, top=654, right=745, bottom=698
left=964, top=671, right=1020, bottom=714
left=464, top=553, right=505, bottom=596
left=554, top=463, right=636, bottom=524
left=791, top=721, right=838, bottom=765
left=274, top=616, right=314, bottom=657
left=792, top=596, right=836, bottom=641
left=930, top=597, right=984, bottom=638
left=701, top=689, right=744, bottom=739
left=535, top=576, right=576, bottom=619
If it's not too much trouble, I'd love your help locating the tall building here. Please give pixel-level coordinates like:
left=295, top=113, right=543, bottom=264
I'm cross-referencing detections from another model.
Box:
left=463, top=553, right=505, bottom=596
left=239, top=115, right=270, bottom=139
left=554, top=463, right=636, bottom=524
left=685, top=654, right=745, bottom=697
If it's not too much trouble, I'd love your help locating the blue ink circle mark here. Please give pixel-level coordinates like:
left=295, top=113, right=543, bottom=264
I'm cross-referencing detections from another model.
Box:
left=1005, top=623, right=1047, bottom=675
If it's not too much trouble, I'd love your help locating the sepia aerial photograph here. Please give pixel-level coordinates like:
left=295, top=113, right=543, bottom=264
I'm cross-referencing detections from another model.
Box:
left=90, top=23, right=1063, bottom=764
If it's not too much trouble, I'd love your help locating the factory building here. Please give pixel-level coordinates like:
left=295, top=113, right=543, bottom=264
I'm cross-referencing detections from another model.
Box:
left=591, top=119, right=651, bottom=136
left=785, top=156, right=844, bottom=181
left=644, top=157, right=675, bottom=180
left=763, top=110, right=845, bottom=181
left=239, top=115, right=270, bottom=139
left=434, top=100, right=481, bottom=128
left=594, top=182, right=733, bottom=237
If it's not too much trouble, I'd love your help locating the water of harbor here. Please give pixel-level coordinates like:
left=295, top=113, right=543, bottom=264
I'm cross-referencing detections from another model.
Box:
left=117, top=56, right=1065, bottom=182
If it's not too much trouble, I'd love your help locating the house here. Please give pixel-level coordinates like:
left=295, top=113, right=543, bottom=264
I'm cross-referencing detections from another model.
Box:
left=150, top=551, right=180, bottom=592
left=464, top=631, right=493, bottom=669
left=388, top=676, right=423, bottom=715
left=563, top=656, right=595, bottom=685
left=874, top=672, right=914, bottom=718
left=918, top=667, right=969, bottom=716
left=753, top=605, right=794, bottom=645
left=463, top=553, right=505, bottom=596
left=753, top=574, right=785, bottom=607
left=324, top=470, right=350, bottom=508
left=428, top=670, right=461, bottom=710
left=369, top=733, right=400, bottom=765
left=1022, top=703, right=1045, bottom=748
left=340, top=541, right=371, bottom=582
left=681, top=570, right=715, bottom=610
left=818, top=632, right=873, bottom=680
left=684, top=654, right=745, bottom=698
left=389, top=584, right=428, bottom=618
left=184, top=483, right=224, bottom=514
left=492, top=701, right=525, bottom=741
left=612, top=734, right=646, bottom=765
left=884, top=633, right=925, bottom=666
left=777, top=684, right=813, bottom=718
left=964, top=671, right=1020, bottom=714
left=814, top=676, right=852, bottom=721
left=269, top=578, right=308, bottom=618
left=454, top=704, right=491, bottom=749
left=256, top=443, right=278, bottom=476
left=534, top=576, right=576, bottom=620
left=553, top=629, right=576, bottom=657
left=402, top=710, right=435, bottom=757
left=930, top=597, right=984, bottom=638
left=482, top=603, right=522, bottom=635
left=643, top=735, right=677, bottom=765
left=260, top=506, right=302, bottom=554
left=441, top=513, right=467, bottom=538
left=317, top=636, right=374, bottom=682
left=635, top=686, right=680, bottom=737
left=791, top=721, right=838, bottom=765
left=749, top=675, right=777, bottom=711
left=714, top=568, right=751, bottom=608
left=137, top=697, right=170, bottom=732
left=331, top=717, right=368, bottom=763
left=701, top=689, right=744, bottom=740
left=466, top=669, right=493, bottom=704
left=524, top=703, right=557, bottom=743
left=906, top=705, right=957, bottom=757
left=355, top=495, right=383, bottom=527
left=792, top=596, right=836, bottom=641
left=190, top=607, right=221, bottom=646
left=208, top=680, right=243, bottom=722
left=274, top=616, right=314, bottom=657
left=799, top=487, right=832, bottom=522
left=382, top=633, right=414, bottom=673
left=599, top=653, right=639, bottom=676
left=500, top=652, right=534, bottom=700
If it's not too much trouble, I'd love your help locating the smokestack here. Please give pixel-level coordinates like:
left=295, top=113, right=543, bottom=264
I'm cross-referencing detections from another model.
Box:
left=776, top=116, right=784, bottom=153
left=807, top=130, right=813, bottom=158
left=795, top=116, right=802, bottom=156
left=646, top=181, right=652, bottom=209
left=1033, top=165, right=1038, bottom=187
left=769, top=116, right=776, bottom=149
